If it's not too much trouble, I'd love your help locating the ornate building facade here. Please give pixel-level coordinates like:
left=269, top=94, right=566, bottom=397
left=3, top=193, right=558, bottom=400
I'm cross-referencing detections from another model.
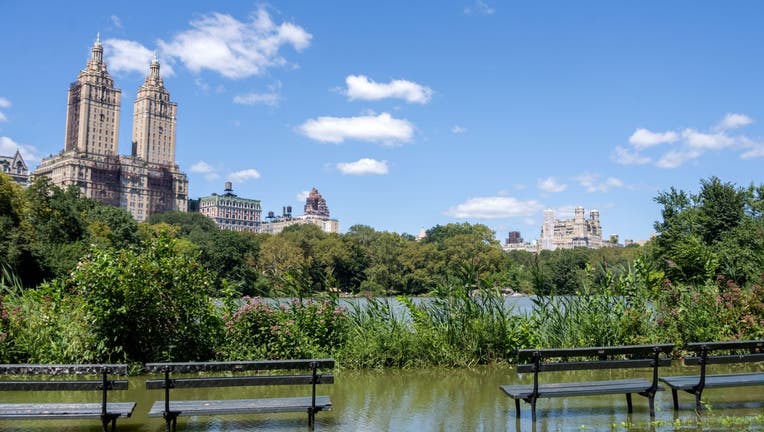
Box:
left=260, top=188, right=339, bottom=234
left=197, top=182, right=261, bottom=232
left=539, top=206, right=603, bottom=250
left=33, top=36, right=187, bottom=221
left=0, top=150, right=29, bottom=185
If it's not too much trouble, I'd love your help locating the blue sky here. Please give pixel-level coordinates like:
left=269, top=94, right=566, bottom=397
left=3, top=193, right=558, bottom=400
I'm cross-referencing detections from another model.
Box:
left=2, top=1, right=764, bottom=242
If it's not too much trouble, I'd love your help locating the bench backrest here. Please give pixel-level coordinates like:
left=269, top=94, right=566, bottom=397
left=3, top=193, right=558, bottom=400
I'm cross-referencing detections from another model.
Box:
left=0, top=364, right=129, bottom=391
left=684, top=340, right=764, bottom=366
left=0, top=364, right=130, bottom=418
left=144, top=359, right=334, bottom=391
left=517, top=345, right=674, bottom=373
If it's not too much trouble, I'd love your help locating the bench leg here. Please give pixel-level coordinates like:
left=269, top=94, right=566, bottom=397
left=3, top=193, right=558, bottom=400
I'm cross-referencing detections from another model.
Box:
left=530, top=397, right=537, bottom=423
left=671, top=389, right=678, bottom=410
left=626, top=393, right=633, bottom=413
left=307, top=407, right=315, bottom=430
left=164, top=414, right=178, bottom=432
left=648, top=394, right=655, bottom=418
left=515, top=398, right=521, bottom=418
left=694, top=391, right=702, bottom=412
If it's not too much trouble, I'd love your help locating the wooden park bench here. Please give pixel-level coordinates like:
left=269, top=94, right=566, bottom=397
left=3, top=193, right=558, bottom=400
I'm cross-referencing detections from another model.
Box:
left=500, top=344, right=674, bottom=421
left=145, top=359, right=334, bottom=432
left=0, top=364, right=136, bottom=432
left=660, top=340, right=764, bottom=411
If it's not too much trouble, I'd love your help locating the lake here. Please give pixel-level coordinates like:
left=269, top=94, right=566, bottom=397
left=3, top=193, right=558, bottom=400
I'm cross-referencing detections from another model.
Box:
left=0, top=363, right=762, bottom=431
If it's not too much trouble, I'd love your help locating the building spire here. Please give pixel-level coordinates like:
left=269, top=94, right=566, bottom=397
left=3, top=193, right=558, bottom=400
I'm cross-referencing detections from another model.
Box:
left=149, top=52, right=161, bottom=82
left=90, top=33, right=104, bottom=64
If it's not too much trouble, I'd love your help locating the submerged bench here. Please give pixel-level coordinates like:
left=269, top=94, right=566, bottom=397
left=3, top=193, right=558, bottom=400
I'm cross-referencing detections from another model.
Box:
left=0, top=364, right=136, bottom=432
left=500, top=344, right=673, bottom=421
left=660, top=340, right=764, bottom=410
left=145, top=359, right=334, bottom=432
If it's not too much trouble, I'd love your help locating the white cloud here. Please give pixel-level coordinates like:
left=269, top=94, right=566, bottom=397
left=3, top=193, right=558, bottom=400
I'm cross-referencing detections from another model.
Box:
left=656, top=149, right=703, bottom=168
left=228, top=168, right=261, bottom=183
left=445, top=196, right=543, bottom=219
left=628, top=128, right=679, bottom=149
left=233, top=92, right=279, bottom=106
left=110, top=15, right=122, bottom=29
left=0, top=97, right=10, bottom=123
left=0, top=136, right=40, bottom=162
left=298, top=112, right=414, bottom=145
left=464, top=0, right=495, bottom=15
left=190, top=161, right=215, bottom=173
left=537, top=177, right=567, bottom=193
left=158, top=7, right=311, bottom=79
left=344, top=75, right=432, bottom=104
left=233, top=81, right=281, bottom=106
left=189, top=160, right=219, bottom=180
left=451, top=125, right=467, bottom=134
left=576, top=173, right=624, bottom=193
left=682, top=129, right=735, bottom=150
left=296, top=190, right=310, bottom=202
left=613, top=146, right=651, bottom=165
left=337, top=158, right=388, bottom=175
left=741, top=145, right=764, bottom=159
left=716, top=113, right=752, bottom=130
left=104, top=39, right=175, bottom=76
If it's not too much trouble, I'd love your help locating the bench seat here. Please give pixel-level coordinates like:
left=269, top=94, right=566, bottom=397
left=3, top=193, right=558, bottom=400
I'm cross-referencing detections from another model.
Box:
left=147, top=396, right=331, bottom=417
left=501, top=378, right=662, bottom=399
left=661, top=372, right=764, bottom=390
left=0, top=402, right=136, bottom=419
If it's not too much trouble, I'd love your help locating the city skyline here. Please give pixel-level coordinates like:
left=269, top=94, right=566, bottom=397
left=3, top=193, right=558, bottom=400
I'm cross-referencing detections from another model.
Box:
left=2, top=2, right=764, bottom=241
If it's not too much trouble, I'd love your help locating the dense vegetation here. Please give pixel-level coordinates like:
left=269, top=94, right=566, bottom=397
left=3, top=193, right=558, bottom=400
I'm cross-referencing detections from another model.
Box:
left=0, top=173, right=762, bottom=366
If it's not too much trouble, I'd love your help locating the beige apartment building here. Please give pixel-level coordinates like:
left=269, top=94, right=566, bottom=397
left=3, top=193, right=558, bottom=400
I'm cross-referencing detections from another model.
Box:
left=33, top=35, right=187, bottom=221
left=539, top=206, right=603, bottom=250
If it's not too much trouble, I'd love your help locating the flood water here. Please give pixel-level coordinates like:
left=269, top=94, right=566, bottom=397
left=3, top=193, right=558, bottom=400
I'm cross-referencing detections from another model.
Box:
left=0, top=363, right=762, bottom=431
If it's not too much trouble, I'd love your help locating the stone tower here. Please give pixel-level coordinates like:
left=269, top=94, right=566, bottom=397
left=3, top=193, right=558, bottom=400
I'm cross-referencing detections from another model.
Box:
left=64, top=34, right=121, bottom=156
left=131, top=54, right=177, bottom=166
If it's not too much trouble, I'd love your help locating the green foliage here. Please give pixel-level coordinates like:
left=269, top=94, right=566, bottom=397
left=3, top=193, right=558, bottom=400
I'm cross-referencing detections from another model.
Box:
left=220, top=297, right=348, bottom=360
left=61, top=233, right=221, bottom=362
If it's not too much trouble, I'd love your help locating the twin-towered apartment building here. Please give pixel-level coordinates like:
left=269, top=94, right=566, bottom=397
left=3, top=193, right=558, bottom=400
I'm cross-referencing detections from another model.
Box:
left=33, top=35, right=188, bottom=221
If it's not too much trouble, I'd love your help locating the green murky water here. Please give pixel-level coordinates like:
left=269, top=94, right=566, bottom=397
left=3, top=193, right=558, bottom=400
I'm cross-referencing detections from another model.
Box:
left=0, top=363, right=762, bottom=431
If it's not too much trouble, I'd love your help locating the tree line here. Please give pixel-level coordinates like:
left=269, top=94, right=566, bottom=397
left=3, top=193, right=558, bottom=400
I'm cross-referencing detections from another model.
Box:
left=1, top=175, right=645, bottom=296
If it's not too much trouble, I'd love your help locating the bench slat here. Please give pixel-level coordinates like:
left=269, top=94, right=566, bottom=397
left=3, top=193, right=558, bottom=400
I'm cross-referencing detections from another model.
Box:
left=517, top=358, right=671, bottom=373
left=684, top=353, right=764, bottom=366
left=146, top=396, right=331, bottom=417
left=144, top=359, right=335, bottom=373
left=661, top=372, right=764, bottom=390
left=0, top=364, right=129, bottom=376
left=146, top=374, right=334, bottom=390
left=518, top=344, right=674, bottom=362
left=0, top=402, right=136, bottom=419
left=686, top=340, right=764, bottom=352
left=0, top=380, right=129, bottom=391
left=501, top=378, right=661, bottom=399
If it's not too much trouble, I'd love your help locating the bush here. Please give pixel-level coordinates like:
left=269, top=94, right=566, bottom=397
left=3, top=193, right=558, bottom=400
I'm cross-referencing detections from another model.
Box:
left=221, top=297, right=348, bottom=360
left=64, top=233, right=221, bottom=362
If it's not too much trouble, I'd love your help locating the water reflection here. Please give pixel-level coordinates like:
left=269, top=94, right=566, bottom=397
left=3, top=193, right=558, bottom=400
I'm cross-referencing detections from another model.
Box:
left=0, top=364, right=762, bottom=431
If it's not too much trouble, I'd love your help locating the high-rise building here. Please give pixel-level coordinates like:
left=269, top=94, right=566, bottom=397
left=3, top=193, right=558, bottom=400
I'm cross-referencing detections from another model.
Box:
left=0, top=150, right=29, bottom=186
left=539, top=207, right=603, bottom=250
left=506, top=231, right=523, bottom=244
left=33, top=36, right=188, bottom=221
left=197, top=182, right=261, bottom=232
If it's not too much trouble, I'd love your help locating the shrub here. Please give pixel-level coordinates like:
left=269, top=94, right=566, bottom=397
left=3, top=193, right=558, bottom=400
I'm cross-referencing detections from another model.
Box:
left=64, top=233, right=221, bottom=362
left=221, top=297, right=348, bottom=360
